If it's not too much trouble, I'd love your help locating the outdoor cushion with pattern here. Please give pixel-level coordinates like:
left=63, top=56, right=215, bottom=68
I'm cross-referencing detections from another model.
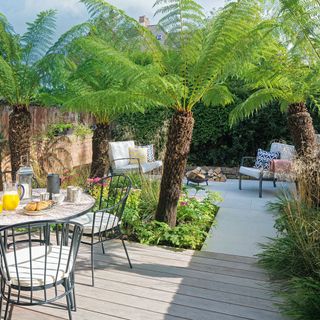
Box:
left=254, top=148, right=280, bottom=170
left=129, top=147, right=148, bottom=165
left=139, top=144, right=155, bottom=162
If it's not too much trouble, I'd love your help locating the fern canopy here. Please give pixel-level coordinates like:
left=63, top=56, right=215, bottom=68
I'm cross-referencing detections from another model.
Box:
left=230, top=0, right=320, bottom=124
left=46, top=0, right=272, bottom=122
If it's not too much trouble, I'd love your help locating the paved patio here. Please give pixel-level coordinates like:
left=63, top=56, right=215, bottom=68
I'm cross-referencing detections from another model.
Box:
left=200, top=179, right=292, bottom=257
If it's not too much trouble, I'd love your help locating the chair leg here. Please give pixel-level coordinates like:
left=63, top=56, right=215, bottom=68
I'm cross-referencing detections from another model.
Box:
left=91, top=246, right=95, bottom=286
left=259, top=177, right=263, bottom=198
left=239, top=173, right=242, bottom=190
left=273, top=178, right=277, bottom=188
left=101, top=242, right=106, bottom=255
left=121, top=237, right=132, bottom=269
left=65, top=290, right=73, bottom=320
left=4, top=287, right=11, bottom=320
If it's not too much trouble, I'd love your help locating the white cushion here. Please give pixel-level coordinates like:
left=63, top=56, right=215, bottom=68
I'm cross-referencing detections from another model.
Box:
left=72, top=211, right=119, bottom=234
left=109, top=141, right=135, bottom=169
left=270, top=143, right=296, bottom=161
left=240, top=166, right=274, bottom=179
left=112, top=161, right=162, bottom=174
left=239, top=166, right=262, bottom=179
left=112, top=164, right=140, bottom=173
left=6, top=246, right=71, bottom=287
left=141, top=160, right=163, bottom=173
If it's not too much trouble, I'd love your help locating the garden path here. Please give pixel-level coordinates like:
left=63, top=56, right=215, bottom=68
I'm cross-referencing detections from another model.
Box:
left=191, top=179, right=292, bottom=257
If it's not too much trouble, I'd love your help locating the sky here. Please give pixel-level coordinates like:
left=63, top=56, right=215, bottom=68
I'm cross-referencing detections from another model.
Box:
left=0, top=0, right=226, bottom=38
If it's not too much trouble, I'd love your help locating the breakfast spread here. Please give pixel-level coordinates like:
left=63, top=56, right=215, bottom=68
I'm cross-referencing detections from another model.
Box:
left=25, top=200, right=55, bottom=212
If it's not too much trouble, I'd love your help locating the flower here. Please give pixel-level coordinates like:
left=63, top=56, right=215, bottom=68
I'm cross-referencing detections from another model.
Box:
left=180, top=201, right=188, bottom=207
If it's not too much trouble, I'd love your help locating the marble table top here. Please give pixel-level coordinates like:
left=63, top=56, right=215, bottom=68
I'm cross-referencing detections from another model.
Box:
left=0, top=189, right=95, bottom=226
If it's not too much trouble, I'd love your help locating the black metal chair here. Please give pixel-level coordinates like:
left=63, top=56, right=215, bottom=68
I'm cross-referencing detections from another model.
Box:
left=0, top=220, right=83, bottom=320
left=72, top=174, right=132, bottom=286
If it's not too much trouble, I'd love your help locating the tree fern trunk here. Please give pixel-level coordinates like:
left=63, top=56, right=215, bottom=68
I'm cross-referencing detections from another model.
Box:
left=8, top=105, right=31, bottom=180
left=287, top=102, right=316, bottom=157
left=90, top=122, right=110, bottom=178
left=156, top=111, right=194, bottom=227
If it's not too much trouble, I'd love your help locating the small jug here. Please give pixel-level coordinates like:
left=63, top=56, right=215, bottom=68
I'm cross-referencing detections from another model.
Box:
left=2, top=182, right=25, bottom=211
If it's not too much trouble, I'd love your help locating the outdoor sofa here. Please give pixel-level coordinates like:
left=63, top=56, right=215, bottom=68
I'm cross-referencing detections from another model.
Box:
left=108, top=140, right=162, bottom=174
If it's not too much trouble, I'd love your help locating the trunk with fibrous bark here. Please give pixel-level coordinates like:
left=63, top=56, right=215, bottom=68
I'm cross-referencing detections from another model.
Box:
left=9, top=105, right=31, bottom=180
left=90, top=122, right=110, bottom=178
left=156, top=110, right=195, bottom=227
left=287, top=102, right=316, bottom=157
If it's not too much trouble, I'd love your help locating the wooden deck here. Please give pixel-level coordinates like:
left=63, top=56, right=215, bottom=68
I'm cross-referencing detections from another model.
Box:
left=11, top=240, right=284, bottom=320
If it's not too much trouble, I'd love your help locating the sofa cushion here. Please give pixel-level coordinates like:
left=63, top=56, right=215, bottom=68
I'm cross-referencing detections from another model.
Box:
left=270, top=142, right=296, bottom=160
left=139, top=145, right=155, bottom=162
left=129, top=147, right=148, bottom=165
left=254, top=149, right=280, bottom=170
left=109, top=141, right=135, bottom=169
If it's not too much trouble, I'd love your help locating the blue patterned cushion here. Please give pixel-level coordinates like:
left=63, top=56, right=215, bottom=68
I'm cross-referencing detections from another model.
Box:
left=140, top=145, right=155, bottom=162
left=254, top=149, right=280, bottom=170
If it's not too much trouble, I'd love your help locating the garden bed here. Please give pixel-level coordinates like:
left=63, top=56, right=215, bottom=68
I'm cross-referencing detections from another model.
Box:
left=90, top=174, right=221, bottom=250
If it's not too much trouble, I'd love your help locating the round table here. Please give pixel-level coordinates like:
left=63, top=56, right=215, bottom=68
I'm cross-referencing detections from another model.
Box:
left=0, top=189, right=96, bottom=226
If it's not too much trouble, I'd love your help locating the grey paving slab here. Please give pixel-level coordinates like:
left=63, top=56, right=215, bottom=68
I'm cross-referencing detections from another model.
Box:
left=194, top=179, right=294, bottom=257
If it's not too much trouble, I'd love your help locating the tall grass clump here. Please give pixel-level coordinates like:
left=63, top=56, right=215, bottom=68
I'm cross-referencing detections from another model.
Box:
left=258, top=155, right=320, bottom=319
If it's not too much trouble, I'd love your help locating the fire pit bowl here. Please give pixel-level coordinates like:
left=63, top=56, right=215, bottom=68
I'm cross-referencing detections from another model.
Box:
left=186, top=174, right=209, bottom=186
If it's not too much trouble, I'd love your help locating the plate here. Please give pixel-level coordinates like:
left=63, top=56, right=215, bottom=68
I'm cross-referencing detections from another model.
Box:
left=23, top=201, right=56, bottom=215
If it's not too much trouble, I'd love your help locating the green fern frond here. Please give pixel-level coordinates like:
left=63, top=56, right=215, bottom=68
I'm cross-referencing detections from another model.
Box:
left=229, top=88, right=289, bottom=126
left=80, top=0, right=164, bottom=69
left=0, top=56, right=16, bottom=103
left=202, top=84, right=234, bottom=107
left=21, top=9, right=57, bottom=64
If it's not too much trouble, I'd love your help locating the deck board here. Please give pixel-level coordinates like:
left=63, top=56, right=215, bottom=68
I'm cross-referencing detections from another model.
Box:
left=9, top=240, right=284, bottom=320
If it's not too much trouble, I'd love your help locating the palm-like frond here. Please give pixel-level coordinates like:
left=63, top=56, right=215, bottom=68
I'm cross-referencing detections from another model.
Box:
left=0, top=56, right=16, bottom=103
left=21, top=9, right=57, bottom=64
left=202, top=84, right=234, bottom=107
left=229, top=88, right=290, bottom=125
left=80, top=0, right=164, bottom=69
left=0, top=12, right=20, bottom=63
left=189, top=0, right=264, bottom=108
left=276, top=0, right=320, bottom=62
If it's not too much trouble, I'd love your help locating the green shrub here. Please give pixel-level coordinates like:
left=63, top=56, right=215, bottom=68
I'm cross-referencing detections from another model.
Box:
left=280, top=277, right=320, bottom=320
left=46, top=123, right=73, bottom=138
left=258, top=189, right=320, bottom=320
left=87, top=174, right=220, bottom=250
left=73, top=124, right=92, bottom=138
left=122, top=179, right=221, bottom=250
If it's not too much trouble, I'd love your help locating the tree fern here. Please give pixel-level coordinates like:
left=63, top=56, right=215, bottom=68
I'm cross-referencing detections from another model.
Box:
left=21, top=9, right=57, bottom=64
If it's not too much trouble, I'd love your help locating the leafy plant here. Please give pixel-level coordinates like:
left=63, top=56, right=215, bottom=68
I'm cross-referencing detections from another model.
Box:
left=46, top=123, right=73, bottom=138
left=73, top=124, right=92, bottom=138
left=258, top=157, right=320, bottom=319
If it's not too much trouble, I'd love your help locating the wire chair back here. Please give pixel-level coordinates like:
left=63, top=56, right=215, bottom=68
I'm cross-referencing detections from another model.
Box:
left=0, top=220, right=83, bottom=306
left=90, top=175, right=131, bottom=239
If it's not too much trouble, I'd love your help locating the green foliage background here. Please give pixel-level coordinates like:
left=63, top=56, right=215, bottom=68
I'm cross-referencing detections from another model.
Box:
left=113, top=101, right=297, bottom=166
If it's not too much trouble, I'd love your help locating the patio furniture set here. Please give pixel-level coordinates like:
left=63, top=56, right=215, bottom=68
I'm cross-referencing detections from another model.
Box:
left=0, top=174, right=132, bottom=320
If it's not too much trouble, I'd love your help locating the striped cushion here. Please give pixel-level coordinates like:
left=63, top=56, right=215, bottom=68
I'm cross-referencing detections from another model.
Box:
left=140, top=145, right=155, bottom=162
